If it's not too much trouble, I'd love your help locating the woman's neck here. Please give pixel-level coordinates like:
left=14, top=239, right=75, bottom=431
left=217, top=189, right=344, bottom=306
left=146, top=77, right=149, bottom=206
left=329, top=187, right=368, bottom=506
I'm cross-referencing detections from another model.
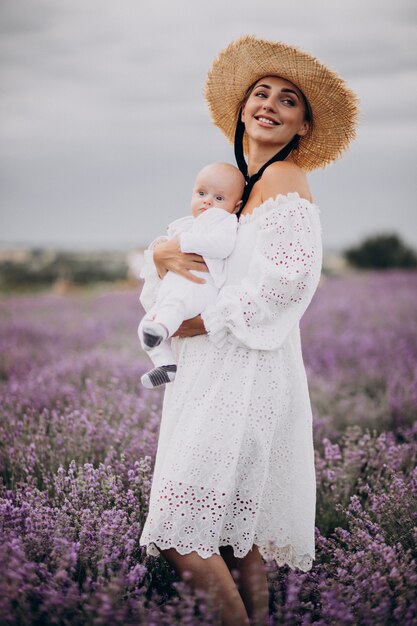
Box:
left=247, top=142, right=293, bottom=177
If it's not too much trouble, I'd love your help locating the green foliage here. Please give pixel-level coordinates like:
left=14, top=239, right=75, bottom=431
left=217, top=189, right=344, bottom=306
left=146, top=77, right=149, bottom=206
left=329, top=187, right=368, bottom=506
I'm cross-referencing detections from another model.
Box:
left=0, top=249, right=128, bottom=289
left=344, top=233, right=417, bottom=269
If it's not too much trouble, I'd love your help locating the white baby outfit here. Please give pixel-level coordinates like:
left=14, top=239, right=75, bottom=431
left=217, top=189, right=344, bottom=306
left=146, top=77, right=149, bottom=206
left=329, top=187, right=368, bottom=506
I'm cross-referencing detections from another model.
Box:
left=139, top=192, right=323, bottom=572
left=139, top=207, right=238, bottom=367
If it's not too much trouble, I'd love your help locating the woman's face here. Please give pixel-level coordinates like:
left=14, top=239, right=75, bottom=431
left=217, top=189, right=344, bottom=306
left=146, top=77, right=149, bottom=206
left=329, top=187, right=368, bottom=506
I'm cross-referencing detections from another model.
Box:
left=241, top=75, right=310, bottom=149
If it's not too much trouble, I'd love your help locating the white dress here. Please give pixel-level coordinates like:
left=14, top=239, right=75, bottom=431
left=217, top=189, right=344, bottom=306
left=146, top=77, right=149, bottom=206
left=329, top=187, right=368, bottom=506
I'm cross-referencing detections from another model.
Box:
left=139, top=192, right=323, bottom=572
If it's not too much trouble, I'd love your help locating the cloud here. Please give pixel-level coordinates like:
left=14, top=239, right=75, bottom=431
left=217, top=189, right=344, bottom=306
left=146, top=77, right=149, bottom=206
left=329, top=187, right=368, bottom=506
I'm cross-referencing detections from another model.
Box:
left=0, top=0, right=416, bottom=251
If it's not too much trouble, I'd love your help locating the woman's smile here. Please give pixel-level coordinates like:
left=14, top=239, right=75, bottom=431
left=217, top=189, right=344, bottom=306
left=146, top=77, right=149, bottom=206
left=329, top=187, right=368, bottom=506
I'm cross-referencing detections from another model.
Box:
left=254, top=114, right=281, bottom=128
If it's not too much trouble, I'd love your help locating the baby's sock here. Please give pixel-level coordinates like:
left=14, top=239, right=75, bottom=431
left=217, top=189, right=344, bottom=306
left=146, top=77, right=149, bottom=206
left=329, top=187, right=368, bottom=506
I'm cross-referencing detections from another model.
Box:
left=141, top=321, right=169, bottom=351
left=141, top=364, right=177, bottom=389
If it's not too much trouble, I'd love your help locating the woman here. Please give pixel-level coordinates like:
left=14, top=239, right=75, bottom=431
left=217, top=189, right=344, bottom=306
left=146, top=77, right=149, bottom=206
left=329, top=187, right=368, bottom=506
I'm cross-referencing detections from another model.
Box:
left=139, top=36, right=359, bottom=626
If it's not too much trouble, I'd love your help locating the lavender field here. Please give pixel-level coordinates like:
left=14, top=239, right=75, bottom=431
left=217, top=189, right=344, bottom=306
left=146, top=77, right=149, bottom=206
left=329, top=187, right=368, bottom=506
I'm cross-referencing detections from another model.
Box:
left=1, top=270, right=416, bottom=625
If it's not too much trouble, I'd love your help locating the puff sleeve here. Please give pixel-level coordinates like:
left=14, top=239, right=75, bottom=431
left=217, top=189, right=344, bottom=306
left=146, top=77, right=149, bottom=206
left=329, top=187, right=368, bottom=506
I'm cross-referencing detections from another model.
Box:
left=200, top=194, right=323, bottom=351
left=138, top=236, right=168, bottom=312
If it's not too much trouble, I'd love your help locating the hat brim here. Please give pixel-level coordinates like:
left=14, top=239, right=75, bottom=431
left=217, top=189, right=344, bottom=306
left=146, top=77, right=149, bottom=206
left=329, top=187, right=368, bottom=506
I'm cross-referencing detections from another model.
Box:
left=205, top=35, right=360, bottom=171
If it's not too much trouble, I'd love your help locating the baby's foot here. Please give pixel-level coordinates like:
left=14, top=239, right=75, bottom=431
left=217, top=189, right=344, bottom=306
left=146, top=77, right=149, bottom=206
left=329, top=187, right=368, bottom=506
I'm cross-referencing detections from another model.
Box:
left=141, top=364, right=177, bottom=389
left=141, top=321, right=168, bottom=351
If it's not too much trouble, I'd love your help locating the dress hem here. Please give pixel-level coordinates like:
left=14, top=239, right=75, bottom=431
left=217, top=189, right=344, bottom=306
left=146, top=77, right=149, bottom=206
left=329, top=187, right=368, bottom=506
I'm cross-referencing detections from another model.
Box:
left=140, top=538, right=314, bottom=573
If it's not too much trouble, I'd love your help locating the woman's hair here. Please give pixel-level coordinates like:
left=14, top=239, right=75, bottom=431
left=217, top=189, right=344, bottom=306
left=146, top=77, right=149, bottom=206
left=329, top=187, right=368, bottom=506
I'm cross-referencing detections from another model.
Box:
left=239, top=77, right=312, bottom=123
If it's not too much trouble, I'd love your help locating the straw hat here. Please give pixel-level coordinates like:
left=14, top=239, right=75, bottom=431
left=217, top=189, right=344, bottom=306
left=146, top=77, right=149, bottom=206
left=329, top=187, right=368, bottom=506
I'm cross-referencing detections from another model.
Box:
left=205, top=35, right=360, bottom=171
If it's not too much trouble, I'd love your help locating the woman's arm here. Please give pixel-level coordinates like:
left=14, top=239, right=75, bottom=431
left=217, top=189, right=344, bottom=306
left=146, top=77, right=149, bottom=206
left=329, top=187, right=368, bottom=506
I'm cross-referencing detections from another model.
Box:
left=139, top=234, right=209, bottom=312
left=153, top=238, right=209, bottom=284
left=200, top=190, right=322, bottom=351
left=172, top=314, right=206, bottom=337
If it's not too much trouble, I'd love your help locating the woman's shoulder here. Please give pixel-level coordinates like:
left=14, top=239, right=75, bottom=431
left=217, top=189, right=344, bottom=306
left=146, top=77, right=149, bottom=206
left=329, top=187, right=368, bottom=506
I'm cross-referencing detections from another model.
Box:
left=260, top=161, right=313, bottom=204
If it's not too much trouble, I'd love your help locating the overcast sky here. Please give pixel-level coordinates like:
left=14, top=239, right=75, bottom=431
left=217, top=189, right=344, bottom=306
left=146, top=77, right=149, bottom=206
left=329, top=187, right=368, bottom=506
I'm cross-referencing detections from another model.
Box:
left=1, top=0, right=416, bottom=252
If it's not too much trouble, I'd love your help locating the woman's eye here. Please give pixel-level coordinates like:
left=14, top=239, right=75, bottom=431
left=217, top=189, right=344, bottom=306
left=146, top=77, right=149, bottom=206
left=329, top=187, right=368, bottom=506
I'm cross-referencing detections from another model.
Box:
left=282, top=98, right=295, bottom=106
left=254, top=91, right=267, bottom=98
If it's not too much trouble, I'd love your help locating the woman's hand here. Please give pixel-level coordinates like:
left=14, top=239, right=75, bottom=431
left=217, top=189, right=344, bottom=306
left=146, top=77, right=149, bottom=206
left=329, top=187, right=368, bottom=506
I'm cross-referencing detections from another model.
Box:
left=172, top=315, right=207, bottom=338
left=152, top=238, right=209, bottom=284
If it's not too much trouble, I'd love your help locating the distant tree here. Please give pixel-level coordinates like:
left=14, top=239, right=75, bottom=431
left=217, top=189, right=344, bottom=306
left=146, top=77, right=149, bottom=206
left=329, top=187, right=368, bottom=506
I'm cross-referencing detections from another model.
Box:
left=0, top=250, right=128, bottom=290
left=344, top=233, right=417, bottom=269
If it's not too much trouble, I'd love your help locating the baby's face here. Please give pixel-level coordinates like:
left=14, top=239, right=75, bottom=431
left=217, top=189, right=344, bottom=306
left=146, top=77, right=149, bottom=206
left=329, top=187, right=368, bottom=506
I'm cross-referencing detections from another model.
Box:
left=191, top=165, right=244, bottom=218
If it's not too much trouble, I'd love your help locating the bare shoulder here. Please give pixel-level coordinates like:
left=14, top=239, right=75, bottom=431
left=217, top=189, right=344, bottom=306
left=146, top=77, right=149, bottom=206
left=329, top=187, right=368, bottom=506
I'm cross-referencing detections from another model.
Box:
left=260, top=161, right=313, bottom=203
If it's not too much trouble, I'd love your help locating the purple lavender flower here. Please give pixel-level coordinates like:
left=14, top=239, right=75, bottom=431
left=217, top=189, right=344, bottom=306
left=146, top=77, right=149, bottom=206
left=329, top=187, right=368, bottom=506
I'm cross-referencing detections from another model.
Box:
left=0, top=272, right=416, bottom=624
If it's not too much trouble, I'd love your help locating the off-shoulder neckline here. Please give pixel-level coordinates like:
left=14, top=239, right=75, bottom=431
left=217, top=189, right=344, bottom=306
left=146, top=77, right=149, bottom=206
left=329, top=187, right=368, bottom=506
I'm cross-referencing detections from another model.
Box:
left=238, top=191, right=320, bottom=225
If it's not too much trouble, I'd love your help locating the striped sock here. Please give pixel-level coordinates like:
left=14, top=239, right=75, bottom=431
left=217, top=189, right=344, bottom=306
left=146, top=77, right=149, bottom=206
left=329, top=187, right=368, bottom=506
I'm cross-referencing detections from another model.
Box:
left=141, top=364, right=177, bottom=389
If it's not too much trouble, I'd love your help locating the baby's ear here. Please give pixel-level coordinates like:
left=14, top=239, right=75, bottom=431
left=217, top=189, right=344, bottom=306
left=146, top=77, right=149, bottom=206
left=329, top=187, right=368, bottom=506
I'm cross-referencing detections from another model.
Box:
left=234, top=200, right=243, bottom=213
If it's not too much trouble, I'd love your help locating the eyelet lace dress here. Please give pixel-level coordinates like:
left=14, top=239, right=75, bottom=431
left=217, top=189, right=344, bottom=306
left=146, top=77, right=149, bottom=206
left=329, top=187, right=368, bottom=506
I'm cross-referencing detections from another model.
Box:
left=139, top=192, right=323, bottom=572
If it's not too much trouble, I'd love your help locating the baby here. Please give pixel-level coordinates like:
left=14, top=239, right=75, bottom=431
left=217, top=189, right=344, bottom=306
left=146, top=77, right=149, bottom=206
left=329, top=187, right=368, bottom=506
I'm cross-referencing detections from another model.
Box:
left=138, top=162, right=245, bottom=388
